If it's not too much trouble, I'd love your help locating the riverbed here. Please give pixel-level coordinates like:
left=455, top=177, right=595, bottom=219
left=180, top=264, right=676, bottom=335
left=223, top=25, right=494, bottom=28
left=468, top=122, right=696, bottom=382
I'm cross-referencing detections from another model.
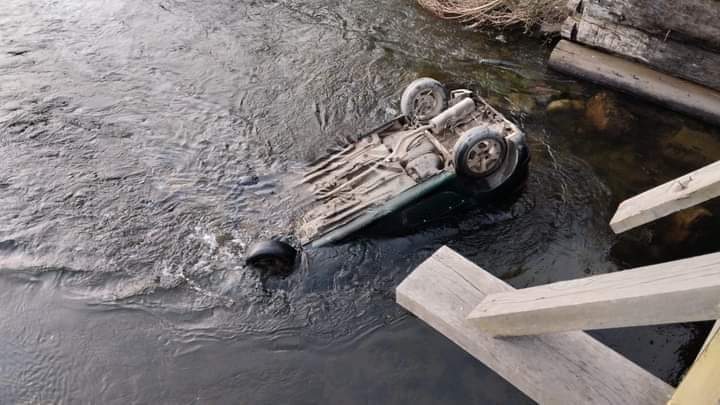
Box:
left=1, top=0, right=718, bottom=403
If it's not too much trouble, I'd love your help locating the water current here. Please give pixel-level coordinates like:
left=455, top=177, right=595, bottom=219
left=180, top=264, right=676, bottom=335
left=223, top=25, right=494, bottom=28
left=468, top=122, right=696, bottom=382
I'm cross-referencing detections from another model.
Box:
left=1, top=0, right=718, bottom=403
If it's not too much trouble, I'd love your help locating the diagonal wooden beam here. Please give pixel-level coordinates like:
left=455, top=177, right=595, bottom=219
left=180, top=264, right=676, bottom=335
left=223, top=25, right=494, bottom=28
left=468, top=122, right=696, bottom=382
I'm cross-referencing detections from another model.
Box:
left=396, top=246, right=672, bottom=404
left=610, top=160, right=720, bottom=233
left=669, top=328, right=720, bottom=405
left=467, top=252, right=720, bottom=336
left=699, top=320, right=720, bottom=358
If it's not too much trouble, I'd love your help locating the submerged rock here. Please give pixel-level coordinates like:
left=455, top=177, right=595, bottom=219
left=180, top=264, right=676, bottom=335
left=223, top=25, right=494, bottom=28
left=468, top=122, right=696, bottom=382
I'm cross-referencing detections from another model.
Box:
left=660, top=126, right=720, bottom=167
left=610, top=236, right=663, bottom=268
left=584, top=92, right=635, bottom=136
left=615, top=206, right=717, bottom=265
left=657, top=207, right=714, bottom=246
left=546, top=99, right=585, bottom=113
left=507, top=92, right=536, bottom=114
left=590, top=146, right=651, bottom=195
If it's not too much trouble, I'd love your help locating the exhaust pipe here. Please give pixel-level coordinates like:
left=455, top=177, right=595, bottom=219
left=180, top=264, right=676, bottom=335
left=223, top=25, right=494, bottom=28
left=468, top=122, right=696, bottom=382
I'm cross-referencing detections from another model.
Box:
left=429, top=97, right=475, bottom=134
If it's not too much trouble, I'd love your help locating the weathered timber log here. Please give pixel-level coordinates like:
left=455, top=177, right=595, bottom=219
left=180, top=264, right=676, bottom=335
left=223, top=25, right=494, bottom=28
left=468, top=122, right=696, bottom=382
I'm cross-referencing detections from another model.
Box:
left=549, top=40, right=720, bottom=126
left=562, top=14, right=720, bottom=91
left=583, top=0, right=720, bottom=52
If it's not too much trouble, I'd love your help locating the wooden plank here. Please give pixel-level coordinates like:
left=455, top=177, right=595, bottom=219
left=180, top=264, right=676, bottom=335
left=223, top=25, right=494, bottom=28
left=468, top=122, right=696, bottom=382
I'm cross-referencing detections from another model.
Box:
left=561, top=14, right=720, bottom=91
left=396, top=246, right=673, bottom=405
left=584, top=0, right=720, bottom=52
left=699, top=320, right=720, bottom=357
left=609, top=160, right=720, bottom=233
left=668, top=329, right=720, bottom=405
left=466, top=252, right=720, bottom=336
left=549, top=40, right=720, bottom=128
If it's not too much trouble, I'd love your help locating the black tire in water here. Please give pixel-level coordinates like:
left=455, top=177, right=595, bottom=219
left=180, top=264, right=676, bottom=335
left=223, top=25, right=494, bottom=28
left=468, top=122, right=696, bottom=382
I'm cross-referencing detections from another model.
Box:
left=400, top=78, right=449, bottom=122
left=245, top=240, right=297, bottom=274
left=453, top=126, right=508, bottom=178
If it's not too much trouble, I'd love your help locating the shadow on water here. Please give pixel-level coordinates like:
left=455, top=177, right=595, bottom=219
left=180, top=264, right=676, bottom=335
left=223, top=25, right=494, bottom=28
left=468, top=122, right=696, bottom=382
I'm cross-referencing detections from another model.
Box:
left=0, top=0, right=718, bottom=402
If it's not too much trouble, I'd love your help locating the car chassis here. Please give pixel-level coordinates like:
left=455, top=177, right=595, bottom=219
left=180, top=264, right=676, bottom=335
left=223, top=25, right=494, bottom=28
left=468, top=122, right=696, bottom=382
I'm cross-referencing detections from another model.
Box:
left=247, top=78, right=530, bottom=272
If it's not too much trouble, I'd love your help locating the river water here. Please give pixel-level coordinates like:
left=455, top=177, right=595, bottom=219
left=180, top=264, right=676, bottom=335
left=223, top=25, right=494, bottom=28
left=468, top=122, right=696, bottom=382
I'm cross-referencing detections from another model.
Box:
left=1, top=0, right=719, bottom=403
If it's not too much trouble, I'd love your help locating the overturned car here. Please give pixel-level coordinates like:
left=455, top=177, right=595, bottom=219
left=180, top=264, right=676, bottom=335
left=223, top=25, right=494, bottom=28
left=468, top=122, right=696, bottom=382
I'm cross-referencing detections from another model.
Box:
left=247, top=78, right=530, bottom=272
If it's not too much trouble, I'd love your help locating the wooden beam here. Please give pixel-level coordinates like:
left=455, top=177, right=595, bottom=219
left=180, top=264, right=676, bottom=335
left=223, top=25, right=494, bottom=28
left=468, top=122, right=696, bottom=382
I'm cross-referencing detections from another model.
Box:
left=668, top=329, right=720, bottom=405
left=466, top=252, right=720, bottom=336
left=396, top=246, right=673, bottom=404
left=562, top=12, right=720, bottom=91
left=584, top=0, right=720, bottom=53
left=699, top=321, right=720, bottom=357
left=609, top=160, right=720, bottom=233
left=549, top=40, right=720, bottom=127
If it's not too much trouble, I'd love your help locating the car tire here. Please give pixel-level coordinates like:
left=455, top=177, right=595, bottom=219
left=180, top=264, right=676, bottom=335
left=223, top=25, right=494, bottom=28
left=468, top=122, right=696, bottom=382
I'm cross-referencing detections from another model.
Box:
left=246, top=240, right=297, bottom=273
left=400, top=78, right=449, bottom=122
left=453, top=126, right=508, bottom=178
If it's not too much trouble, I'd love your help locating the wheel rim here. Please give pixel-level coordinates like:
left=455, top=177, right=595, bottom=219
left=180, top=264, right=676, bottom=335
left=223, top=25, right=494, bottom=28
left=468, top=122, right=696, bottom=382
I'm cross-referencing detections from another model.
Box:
left=466, top=138, right=503, bottom=175
left=413, top=89, right=438, bottom=119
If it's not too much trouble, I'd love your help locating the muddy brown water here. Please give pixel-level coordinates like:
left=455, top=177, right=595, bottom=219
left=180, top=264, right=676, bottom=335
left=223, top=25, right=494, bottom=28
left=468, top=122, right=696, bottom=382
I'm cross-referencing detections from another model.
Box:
left=1, top=0, right=719, bottom=403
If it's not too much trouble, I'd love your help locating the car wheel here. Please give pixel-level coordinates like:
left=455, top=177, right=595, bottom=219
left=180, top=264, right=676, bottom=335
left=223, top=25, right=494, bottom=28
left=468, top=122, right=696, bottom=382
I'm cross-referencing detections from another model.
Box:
left=400, top=78, right=449, bottom=122
left=246, top=240, right=297, bottom=274
left=453, top=126, right=508, bottom=178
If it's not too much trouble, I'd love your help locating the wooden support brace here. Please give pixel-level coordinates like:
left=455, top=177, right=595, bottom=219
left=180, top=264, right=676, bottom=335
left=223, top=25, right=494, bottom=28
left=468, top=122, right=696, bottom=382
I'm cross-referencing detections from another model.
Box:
left=609, top=160, right=720, bottom=233
left=467, top=252, right=720, bottom=336
left=396, top=246, right=672, bottom=404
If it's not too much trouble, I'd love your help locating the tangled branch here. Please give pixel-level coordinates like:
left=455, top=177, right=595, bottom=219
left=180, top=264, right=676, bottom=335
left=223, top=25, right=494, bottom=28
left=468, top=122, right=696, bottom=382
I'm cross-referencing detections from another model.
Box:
left=416, top=0, right=568, bottom=30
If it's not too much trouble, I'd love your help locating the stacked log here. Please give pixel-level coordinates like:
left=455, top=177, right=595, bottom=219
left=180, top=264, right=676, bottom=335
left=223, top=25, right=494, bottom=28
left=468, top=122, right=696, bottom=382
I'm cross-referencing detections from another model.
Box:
left=549, top=0, right=720, bottom=124
left=580, top=0, right=720, bottom=52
